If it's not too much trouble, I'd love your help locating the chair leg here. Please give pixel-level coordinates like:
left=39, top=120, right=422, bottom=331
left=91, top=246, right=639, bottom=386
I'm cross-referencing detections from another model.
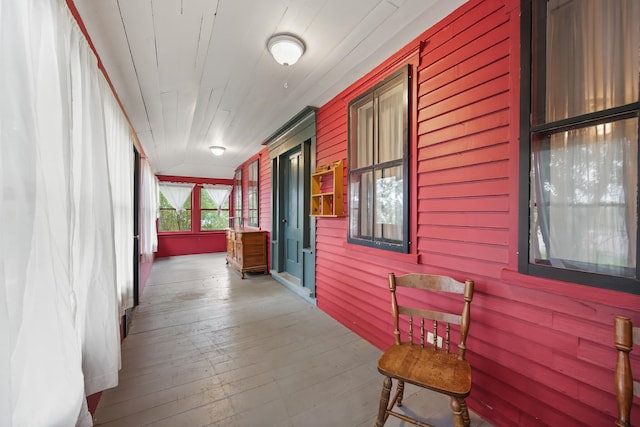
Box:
left=460, top=399, right=470, bottom=426
left=395, top=380, right=405, bottom=407
left=375, top=376, right=392, bottom=427
left=450, top=397, right=470, bottom=427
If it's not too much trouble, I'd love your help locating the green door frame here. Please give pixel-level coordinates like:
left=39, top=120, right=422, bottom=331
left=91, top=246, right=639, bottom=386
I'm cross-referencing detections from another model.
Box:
left=266, top=107, right=317, bottom=302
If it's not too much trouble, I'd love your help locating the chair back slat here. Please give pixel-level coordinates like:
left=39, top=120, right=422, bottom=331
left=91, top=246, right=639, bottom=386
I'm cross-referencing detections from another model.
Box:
left=397, top=306, right=462, bottom=325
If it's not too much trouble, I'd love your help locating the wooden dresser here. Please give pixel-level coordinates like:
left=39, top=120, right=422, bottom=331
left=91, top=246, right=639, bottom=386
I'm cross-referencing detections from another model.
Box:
left=225, top=229, right=269, bottom=278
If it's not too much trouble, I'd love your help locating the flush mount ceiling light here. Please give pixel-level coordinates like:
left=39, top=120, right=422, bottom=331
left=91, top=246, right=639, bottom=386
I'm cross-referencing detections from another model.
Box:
left=267, top=34, right=305, bottom=66
left=209, top=145, right=226, bottom=156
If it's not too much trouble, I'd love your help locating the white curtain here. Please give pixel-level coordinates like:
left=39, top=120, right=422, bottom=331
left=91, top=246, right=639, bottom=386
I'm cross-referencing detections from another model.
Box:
left=1, top=1, right=87, bottom=425
left=68, top=17, right=121, bottom=399
left=101, top=76, right=134, bottom=317
left=140, top=159, right=158, bottom=263
left=1, top=0, right=138, bottom=425
left=533, top=0, right=639, bottom=275
left=159, top=182, right=195, bottom=214
left=376, top=82, right=405, bottom=241
left=202, top=184, right=232, bottom=214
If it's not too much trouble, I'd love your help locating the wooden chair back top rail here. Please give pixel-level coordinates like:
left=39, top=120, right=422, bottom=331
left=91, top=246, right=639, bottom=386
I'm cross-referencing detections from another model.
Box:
left=398, top=306, right=462, bottom=326
left=392, top=272, right=469, bottom=293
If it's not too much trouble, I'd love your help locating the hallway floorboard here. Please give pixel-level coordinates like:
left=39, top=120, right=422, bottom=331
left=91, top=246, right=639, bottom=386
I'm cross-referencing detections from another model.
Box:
left=94, top=253, right=492, bottom=427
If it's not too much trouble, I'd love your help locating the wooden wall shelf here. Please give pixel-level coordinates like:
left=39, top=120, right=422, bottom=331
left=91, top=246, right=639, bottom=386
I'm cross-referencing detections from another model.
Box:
left=311, top=159, right=343, bottom=217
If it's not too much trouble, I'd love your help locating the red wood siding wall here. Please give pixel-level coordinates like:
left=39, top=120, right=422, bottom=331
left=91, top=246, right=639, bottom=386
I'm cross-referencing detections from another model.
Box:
left=235, top=148, right=271, bottom=234
left=232, top=147, right=272, bottom=274
left=314, top=1, right=640, bottom=426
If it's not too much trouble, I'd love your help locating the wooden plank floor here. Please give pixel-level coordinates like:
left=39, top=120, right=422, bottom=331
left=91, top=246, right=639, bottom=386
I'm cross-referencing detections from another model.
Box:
left=94, top=253, right=493, bottom=427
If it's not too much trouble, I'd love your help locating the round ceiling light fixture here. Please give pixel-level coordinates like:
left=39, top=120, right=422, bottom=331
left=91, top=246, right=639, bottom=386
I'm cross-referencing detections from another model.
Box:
left=209, top=145, right=226, bottom=156
left=267, top=34, right=305, bottom=66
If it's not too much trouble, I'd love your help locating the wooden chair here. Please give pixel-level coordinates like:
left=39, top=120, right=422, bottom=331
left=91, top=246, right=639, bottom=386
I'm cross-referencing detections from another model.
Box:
left=375, top=273, right=474, bottom=427
left=615, top=316, right=639, bottom=427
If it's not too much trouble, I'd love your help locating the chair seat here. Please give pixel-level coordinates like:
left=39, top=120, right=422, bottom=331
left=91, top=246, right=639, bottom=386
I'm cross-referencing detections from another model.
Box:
left=377, top=344, right=471, bottom=398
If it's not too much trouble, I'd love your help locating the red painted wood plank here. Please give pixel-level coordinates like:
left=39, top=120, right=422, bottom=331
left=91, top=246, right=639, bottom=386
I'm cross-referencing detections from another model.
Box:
left=471, top=364, right=611, bottom=427
left=420, top=211, right=510, bottom=229
left=418, top=159, right=509, bottom=185
left=420, top=0, right=506, bottom=61
left=470, top=339, right=579, bottom=397
left=417, top=195, right=509, bottom=213
left=419, top=58, right=510, bottom=116
left=418, top=125, right=508, bottom=156
left=419, top=251, right=504, bottom=279
left=473, top=293, right=554, bottom=328
left=417, top=108, right=510, bottom=144
left=417, top=72, right=509, bottom=117
left=416, top=239, right=508, bottom=263
left=420, top=93, right=510, bottom=138
left=418, top=178, right=509, bottom=199
left=418, top=142, right=509, bottom=173
left=418, top=224, right=509, bottom=247
left=421, top=19, right=510, bottom=88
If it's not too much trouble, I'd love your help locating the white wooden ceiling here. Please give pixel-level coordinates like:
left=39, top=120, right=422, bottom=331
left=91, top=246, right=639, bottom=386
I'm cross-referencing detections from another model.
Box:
left=73, top=0, right=465, bottom=179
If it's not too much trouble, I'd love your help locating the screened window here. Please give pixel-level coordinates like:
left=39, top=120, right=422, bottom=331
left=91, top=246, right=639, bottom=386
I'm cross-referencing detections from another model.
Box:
left=520, top=0, right=640, bottom=293
left=201, top=185, right=232, bottom=231
left=348, top=66, right=409, bottom=252
left=158, top=189, right=192, bottom=232
left=247, top=160, right=259, bottom=227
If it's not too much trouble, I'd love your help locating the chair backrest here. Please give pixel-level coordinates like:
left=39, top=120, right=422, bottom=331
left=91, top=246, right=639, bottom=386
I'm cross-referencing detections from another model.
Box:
left=614, top=316, right=640, bottom=427
left=388, top=273, right=474, bottom=360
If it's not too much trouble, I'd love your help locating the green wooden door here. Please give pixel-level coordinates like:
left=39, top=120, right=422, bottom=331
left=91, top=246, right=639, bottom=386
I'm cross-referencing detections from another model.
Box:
left=284, top=149, right=303, bottom=279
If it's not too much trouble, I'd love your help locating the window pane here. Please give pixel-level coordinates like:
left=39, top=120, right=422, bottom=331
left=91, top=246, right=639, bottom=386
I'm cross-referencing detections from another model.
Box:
left=374, top=166, right=403, bottom=242
left=530, top=118, right=638, bottom=277
left=378, top=80, right=405, bottom=163
left=248, top=160, right=259, bottom=227
left=540, top=0, right=640, bottom=124
left=201, top=210, right=229, bottom=230
left=349, top=171, right=373, bottom=239
left=350, top=97, right=374, bottom=169
left=158, top=192, right=191, bottom=232
left=200, top=190, right=229, bottom=231
left=200, top=190, right=216, bottom=209
left=234, top=170, right=242, bottom=228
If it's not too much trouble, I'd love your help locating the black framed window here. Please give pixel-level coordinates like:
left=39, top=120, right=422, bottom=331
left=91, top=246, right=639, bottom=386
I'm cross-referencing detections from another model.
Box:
left=158, top=182, right=194, bottom=232
left=348, top=66, right=410, bottom=253
left=520, top=0, right=640, bottom=293
left=200, top=185, right=231, bottom=231
left=247, top=160, right=259, bottom=227
left=234, top=169, right=243, bottom=229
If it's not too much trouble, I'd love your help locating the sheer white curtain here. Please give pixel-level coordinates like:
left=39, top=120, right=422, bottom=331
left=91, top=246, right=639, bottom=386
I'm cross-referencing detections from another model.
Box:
left=2, top=0, right=138, bottom=425
left=69, top=24, right=121, bottom=399
left=537, top=0, right=639, bottom=274
left=1, top=0, right=87, bottom=426
left=140, top=159, right=158, bottom=262
left=203, top=184, right=232, bottom=214
left=159, top=182, right=195, bottom=213
left=376, top=83, right=405, bottom=241
left=378, top=83, right=404, bottom=163
left=101, top=76, right=134, bottom=316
